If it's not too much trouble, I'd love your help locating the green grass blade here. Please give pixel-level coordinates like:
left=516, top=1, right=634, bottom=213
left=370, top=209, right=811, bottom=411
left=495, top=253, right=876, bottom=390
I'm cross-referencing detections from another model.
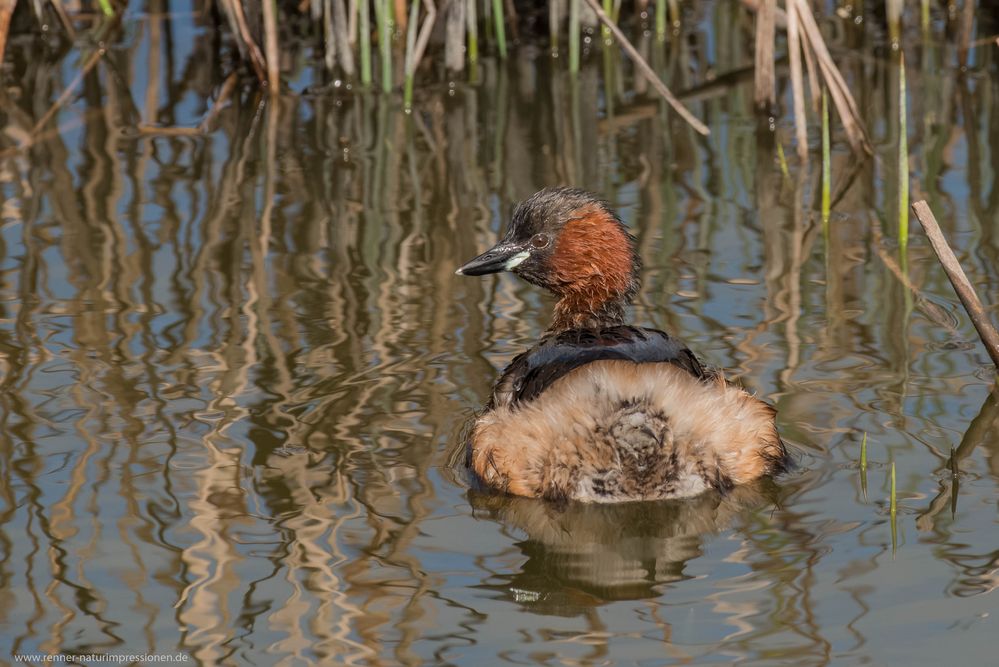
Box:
left=889, top=461, right=897, bottom=517
left=359, top=0, right=372, bottom=86
left=821, top=88, right=831, bottom=227
left=492, top=0, right=507, bottom=59
left=569, top=0, right=580, bottom=74
left=898, top=52, right=909, bottom=251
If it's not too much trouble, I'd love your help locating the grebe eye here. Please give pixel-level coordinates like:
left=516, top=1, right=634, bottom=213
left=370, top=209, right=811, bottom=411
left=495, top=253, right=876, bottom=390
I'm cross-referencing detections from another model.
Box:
left=530, top=233, right=550, bottom=249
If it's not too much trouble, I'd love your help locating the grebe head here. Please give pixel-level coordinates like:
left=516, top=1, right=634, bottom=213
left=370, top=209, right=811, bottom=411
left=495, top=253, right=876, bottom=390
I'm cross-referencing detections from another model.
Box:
left=457, top=187, right=639, bottom=331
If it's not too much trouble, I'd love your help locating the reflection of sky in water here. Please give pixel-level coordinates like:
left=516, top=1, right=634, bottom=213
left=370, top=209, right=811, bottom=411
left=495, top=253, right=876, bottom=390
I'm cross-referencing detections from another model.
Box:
left=1, top=3, right=999, bottom=665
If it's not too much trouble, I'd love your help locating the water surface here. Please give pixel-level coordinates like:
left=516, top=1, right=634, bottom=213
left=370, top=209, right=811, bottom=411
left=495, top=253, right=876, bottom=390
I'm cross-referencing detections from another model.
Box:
left=2, top=3, right=999, bottom=665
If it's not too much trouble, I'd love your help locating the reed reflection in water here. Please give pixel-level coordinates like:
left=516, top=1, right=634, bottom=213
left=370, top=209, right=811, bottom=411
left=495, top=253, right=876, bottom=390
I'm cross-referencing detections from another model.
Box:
left=2, top=3, right=999, bottom=665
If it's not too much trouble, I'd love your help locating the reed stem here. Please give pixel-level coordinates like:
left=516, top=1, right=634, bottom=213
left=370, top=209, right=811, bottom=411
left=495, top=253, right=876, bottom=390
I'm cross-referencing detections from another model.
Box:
left=378, top=0, right=393, bottom=93
left=359, top=0, right=372, bottom=85
left=889, top=461, right=897, bottom=517
left=601, top=0, right=612, bottom=43
left=860, top=432, right=868, bottom=500
left=263, top=0, right=281, bottom=91
left=492, top=0, right=507, bottom=58
left=404, top=0, right=421, bottom=110
left=655, top=0, right=665, bottom=42
left=569, top=0, right=580, bottom=74
left=467, top=0, right=479, bottom=72
left=860, top=432, right=868, bottom=471
left=776, top=141, right=790, bottom=180
left=898, top=52, right=909, bottom=251
left=549, top=0, right=560, bottom=54
left=821, top=87, right=831, bottom=226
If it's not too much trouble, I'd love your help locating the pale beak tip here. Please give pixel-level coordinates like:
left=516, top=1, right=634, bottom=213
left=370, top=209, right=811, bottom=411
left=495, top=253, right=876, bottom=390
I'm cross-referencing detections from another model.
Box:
left=454, top=267, right=464, bottom=276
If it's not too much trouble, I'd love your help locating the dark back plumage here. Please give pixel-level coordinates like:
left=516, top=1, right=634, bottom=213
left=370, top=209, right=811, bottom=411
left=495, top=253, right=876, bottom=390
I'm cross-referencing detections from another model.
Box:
left=489, top=325, right=712, bottom=409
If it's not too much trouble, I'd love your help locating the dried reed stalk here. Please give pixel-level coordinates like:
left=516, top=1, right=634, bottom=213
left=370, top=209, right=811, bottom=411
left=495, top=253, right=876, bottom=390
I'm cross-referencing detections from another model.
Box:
left=753, top=0, right=776, bottom=110
left=581, top=0, right=709, bottom=136
left=786, top=1, right=808, bottom=159
left=220, top=0, right=267, bottom=83
left=333, top=0, right=355, bottom=76
left=789, top=0, right=872, bottom=155
left=912, top=200, right=999, bottom=370
left=262, top=0, right=281, bottom=90
left=445, top=0, right=465, bottom=71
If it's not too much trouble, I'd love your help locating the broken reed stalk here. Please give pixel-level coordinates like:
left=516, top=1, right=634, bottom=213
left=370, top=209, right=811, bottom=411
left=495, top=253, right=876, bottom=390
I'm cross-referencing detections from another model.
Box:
left=789, top=0, right=872, bottom=156
left=799, top=20, right=820, bottom=111
left=31, top=47, right=106, bottom=134
left=786, top=2, right=808, bottom=160
left=753, top=0, right=776, bottom=110
left=220, top=0, right=267, bottom=83
left=581, top=0, right=709, bottom=136
left=912, top=200, right=999, bottom=370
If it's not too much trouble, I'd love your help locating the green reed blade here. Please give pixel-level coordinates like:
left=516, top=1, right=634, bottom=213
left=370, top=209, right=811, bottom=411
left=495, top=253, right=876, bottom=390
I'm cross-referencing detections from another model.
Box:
left=821, top=88, right=831, bottom=226
left=404, top=0, right=421, bottom=110
left=601, top=0, right=612, bottom=44
left=378, top=0, right=392, bottom=93
left=777, top=140, right=790, bottom=180
left=359, top=0, right=372, bottom=86
left=467, top=0, right=479, bottom=80
left=889, top=460, right=897, bottom=555
left=889, top=461, right=897, bottom=517
left=860, top=432, right=868, bottom=501
left=492, top=0, right=507, bottom=58
left=569, top=0, right=580, bottom=74
left=656, top=0, right=666, bottom=41
left=860, top=432, right=868, bottom=471
left=898, top=52, right=909, bottom=251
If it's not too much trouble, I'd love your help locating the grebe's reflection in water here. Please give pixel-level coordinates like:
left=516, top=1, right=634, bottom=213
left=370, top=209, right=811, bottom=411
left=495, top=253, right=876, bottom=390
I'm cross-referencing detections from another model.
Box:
left=467, top=482, right=782, bottom=612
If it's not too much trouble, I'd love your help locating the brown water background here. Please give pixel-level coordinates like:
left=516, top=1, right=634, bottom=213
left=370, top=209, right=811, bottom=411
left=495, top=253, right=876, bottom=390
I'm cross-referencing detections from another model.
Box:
left=2, top=2, right=999, bottom=665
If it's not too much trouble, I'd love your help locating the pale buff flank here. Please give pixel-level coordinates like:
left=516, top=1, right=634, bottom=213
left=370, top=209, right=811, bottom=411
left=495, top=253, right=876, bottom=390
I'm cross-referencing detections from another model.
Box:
left=470, top=360, right=783, bottom=502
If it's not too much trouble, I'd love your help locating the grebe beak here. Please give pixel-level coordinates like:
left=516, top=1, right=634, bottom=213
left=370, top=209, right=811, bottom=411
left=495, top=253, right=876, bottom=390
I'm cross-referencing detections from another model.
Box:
left=455, top=242, right=529, bottom=276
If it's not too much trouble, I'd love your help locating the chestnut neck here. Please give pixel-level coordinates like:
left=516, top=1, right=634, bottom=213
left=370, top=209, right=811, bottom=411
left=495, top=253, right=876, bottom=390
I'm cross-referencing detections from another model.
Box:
left=542, top=204, right=638, bottom=334
left=549, top=292, right=629, bottom=333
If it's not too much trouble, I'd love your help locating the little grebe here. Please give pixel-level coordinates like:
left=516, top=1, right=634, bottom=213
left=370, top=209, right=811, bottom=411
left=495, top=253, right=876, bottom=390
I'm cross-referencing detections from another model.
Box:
left=457, top=187, right=787, bottom=503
